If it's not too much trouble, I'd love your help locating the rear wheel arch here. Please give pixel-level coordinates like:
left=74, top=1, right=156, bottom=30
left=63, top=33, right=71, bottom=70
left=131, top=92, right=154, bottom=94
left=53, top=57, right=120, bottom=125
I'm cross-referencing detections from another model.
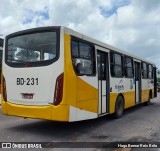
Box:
left=149, top=89, right=152, bottom=99
left=144, top=90, right=152, bottom=106
left=114, top=93, right=125, bottom=118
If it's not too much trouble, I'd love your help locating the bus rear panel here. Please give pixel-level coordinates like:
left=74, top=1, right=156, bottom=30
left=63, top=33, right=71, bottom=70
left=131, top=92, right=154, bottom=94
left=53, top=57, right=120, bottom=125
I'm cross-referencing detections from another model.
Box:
left=2, top=27, right=70, bottom=121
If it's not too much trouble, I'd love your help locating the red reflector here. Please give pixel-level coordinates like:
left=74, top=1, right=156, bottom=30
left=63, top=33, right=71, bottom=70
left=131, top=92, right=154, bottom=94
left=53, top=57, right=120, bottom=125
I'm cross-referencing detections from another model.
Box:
left=2, top=75, right=7, bottom=102
left=52, top=26, right=60, bottom=28
left=25, top=64, right=32, bottom=67
left=53, top=73, right=64, bottom=106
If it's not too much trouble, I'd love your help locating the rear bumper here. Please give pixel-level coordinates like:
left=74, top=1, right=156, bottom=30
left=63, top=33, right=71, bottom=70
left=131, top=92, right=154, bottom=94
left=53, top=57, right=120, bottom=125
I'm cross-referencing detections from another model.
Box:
left=2, top=101, right=69, bottom=121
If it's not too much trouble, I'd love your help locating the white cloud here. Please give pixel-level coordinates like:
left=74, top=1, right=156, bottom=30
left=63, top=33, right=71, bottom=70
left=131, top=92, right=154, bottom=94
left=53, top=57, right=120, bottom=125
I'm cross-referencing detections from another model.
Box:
left=0, top=0, right=160, bottom=68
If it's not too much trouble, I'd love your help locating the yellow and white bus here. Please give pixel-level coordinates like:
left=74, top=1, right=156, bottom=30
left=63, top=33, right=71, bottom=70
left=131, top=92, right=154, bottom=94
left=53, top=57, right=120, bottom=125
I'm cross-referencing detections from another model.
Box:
left=1, top=26, right=157, bottom=122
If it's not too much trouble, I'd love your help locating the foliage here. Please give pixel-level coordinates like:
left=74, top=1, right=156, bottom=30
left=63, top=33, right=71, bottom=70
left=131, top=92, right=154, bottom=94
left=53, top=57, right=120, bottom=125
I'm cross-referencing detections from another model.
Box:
left=16, top=50, right=39, bottom=62
left=157, top=77, right=160, bottom=83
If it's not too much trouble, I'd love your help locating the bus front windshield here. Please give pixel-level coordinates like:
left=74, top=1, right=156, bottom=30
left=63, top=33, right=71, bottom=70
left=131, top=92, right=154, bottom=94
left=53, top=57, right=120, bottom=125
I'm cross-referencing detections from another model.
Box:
left=6, top=31, right=58, bottom=66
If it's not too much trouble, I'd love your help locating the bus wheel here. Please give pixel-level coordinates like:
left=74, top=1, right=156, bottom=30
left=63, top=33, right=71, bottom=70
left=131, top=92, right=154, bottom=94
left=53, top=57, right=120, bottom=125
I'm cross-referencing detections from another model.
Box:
left=115, top=95, right=124, bottom=118
left=145, top=91, right=151, bottom=106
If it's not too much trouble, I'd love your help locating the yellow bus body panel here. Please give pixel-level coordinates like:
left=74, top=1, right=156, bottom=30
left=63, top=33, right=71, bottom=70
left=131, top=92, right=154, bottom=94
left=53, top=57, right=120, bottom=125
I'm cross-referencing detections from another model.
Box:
left=124, top=91, right=135, bottom=108
left=2, top=100, right=69, bottom=121
left=63, top=34, right=77, bottom=107
left=63, top=34, right=98, bottom=114
left=76, top=77, right=98, bottom=113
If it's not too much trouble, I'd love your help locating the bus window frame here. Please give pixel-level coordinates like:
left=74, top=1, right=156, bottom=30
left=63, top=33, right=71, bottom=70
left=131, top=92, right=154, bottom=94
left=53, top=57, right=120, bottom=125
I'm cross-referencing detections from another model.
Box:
left=141, top=62, right=148, bottom=79
left=110, top=51, right=124, bottom=78
left=71, top=37, right=96, bottom=76
left=124, top=55, right=134, bottom=78
left=5, top=27, right=60, bottom=68
left=0, top=38, right=3, bottom=47
left=148, top=64, right=153, bottom=79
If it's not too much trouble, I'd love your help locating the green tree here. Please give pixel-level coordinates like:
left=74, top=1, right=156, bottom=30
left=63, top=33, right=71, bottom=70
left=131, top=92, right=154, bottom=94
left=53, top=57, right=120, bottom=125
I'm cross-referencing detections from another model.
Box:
left=157, top=69, right=160, bottom=83
left=16, top=50, right=39, bottom=62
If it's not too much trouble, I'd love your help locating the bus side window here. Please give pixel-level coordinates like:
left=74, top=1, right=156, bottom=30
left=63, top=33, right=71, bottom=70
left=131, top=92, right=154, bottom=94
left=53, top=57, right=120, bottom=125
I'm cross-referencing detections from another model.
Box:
left=124, top=56, right=134, bottom=78
left=110, top=52, right=123, bottom=78
left=71, top=39, right=95, bottom=76
left=148, top=64, right=153, bottom=79
left=142, top=62, right=148, bottom=79
left=75, top=63, right=83, bottom=74
left=0, top=38, right=3, bottom=47
left=97, top=52, right=106, bottom=80
left=71, top=41, right=79, bottom=57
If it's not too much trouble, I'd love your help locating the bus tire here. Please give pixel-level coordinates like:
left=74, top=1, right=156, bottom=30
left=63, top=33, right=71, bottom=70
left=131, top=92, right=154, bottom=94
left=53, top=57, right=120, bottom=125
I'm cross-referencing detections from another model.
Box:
left=114, top=95, right=124, bottom=118
left=144, top=91, right=152, bottom=106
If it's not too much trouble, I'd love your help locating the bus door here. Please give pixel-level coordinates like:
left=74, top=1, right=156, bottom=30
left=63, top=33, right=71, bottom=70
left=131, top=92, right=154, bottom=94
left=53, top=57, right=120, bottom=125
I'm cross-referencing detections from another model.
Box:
left=97, top=50, right=109, bottom=115
left=134, top=62, right=141, bottom=103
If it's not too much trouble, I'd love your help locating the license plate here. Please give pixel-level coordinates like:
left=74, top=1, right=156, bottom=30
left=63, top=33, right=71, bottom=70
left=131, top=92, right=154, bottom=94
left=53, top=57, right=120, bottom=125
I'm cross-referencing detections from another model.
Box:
left=21, top=93, right=34, bottom=99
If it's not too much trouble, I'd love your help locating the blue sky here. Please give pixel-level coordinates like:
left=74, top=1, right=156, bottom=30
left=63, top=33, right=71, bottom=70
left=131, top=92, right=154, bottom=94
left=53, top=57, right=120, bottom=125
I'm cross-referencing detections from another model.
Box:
left=0, top=0, right=160, bottom=68
left=100, top=0, right=131, bottom=17
left=23, top=7, right=49, bottom=25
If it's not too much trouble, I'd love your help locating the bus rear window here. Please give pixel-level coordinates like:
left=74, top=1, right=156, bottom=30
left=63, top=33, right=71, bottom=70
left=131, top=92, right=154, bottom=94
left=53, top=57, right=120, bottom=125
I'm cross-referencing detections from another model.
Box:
left=6, top=31, right=59, bottom=67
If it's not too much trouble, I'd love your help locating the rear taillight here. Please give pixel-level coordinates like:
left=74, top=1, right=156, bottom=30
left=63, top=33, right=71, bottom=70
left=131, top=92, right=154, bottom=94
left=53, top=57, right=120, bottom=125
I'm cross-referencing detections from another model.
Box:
left=53, top=73, right=64, bottom=106
left=2, top=75, right=7, bottom=102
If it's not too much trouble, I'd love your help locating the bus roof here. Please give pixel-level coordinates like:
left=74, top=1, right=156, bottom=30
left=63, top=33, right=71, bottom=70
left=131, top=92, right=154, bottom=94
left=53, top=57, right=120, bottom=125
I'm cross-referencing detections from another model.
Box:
left=63, top=26, right=156, bottom=66
left=5, top=26, right=155, bottom=66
